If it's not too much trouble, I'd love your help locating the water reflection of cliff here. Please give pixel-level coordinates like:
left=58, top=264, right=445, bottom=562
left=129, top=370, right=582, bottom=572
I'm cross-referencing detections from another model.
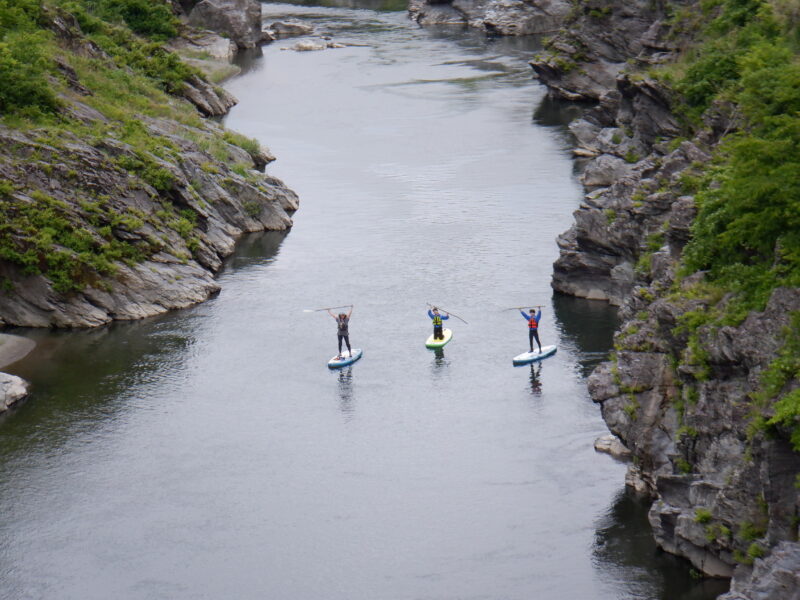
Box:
left=553, top=293, right=620, bottom=378
left=594, top=489, right=730, bottom=600
left=1, top=231, right=288, bottom=452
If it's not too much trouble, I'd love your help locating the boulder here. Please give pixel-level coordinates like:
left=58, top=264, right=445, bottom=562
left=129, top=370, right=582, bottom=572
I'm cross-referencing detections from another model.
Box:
left=720, top=542, right=800, bottom=600
left=0, top=372, right=29, bottom=415
left=580, top=154, right=634, bottom=188
left=268, top=21, right=314, bottom=37
left=188, top=0, right=263, bottom=49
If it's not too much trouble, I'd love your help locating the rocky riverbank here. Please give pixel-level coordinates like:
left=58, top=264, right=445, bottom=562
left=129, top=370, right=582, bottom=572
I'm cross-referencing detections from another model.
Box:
left=0, top=0, right=302, bottom=404
left=0, top=2, right=298, bottom=329
left=536, top=5, right=800, bottom=600
left=409, top=0, right=800, bottom=598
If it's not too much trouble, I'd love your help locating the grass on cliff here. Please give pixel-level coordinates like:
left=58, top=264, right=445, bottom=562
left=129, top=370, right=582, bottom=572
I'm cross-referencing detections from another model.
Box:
left=652, top=0, right=800, bottom=451
left=0, top=0, right=265, bottom=295
left=665, top=0, right=800, bottom=317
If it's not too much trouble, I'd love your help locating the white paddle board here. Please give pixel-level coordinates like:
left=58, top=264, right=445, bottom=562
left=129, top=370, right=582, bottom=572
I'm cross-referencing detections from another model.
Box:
left=328, top=348, right=363, bottom=369
left=512, top=345, right=557, bottom=366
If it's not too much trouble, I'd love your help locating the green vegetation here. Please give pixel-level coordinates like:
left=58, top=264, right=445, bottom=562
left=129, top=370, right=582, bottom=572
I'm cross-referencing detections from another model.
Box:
left=0, top=0, right=60, bottom=116
left=705, top=522, right=732, bottom=542
left=640, top=6, right=800, bottom=462
left=672, top=0, right=800, bottom=316
left=0, top=190, right=144, bottom=293
left=0, top=0, right=193, bottom=119
left=750, top=313, right=800, bottom=449
left=0, top=0, right=257, bottom=294
left=694, top=507, right=713, bottom=523
left=676, top=456, right=693, bottom=474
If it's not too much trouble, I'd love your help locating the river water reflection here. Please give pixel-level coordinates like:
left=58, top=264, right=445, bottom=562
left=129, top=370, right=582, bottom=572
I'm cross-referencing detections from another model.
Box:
left=0, top=2, right=728, bottom=598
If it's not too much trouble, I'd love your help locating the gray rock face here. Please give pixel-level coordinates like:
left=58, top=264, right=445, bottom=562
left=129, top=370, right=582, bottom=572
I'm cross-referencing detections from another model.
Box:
left=521, top=0, right=800, bottom=592
left=529, top=0, right=686, bottom=101
left=268, top=21, right=315, bottom=37
left=589, top=289, right=800, bottom=581
left=182, top=74, right=238, bottom=116
left=0, top=372, right=29, bottom=415
left=0, top=115, right=298, bottom=328
left=409, top=0, right=571, bottom=35
left=188, top=0, right=263, bottom=49
left=594, top=434, right=631, bottom=459
left=720, top=542, right=800, bottom=600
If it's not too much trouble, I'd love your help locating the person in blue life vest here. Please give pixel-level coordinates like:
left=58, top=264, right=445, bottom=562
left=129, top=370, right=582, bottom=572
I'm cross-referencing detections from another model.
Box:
left=428, top=306, right=450, bottom=340
left=520, top=307, right=542, bottom=353
left=328, top=305, right=353, bottom=358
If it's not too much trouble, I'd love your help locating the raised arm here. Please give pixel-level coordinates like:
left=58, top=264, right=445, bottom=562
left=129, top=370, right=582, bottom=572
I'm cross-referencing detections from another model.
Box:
left=442, top=313, right=450, bottom=320
left=519, top=309, right=530, bottom=320
left=347, top=305, right=353, bottom=318
left=428, top=309, right=435, bottom=320
left=535, top=309, right=542, bottom=323
left=327, top=309, right=336, bottom=319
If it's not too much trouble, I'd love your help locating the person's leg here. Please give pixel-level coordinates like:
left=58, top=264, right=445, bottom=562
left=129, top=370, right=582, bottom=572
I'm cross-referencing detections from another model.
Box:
left=345, top=335, right=352, bottom=355
left=533, top=329, right=542, bottom=352
left=529, top=329, right=534, bottom=352
left=337, top=334, right=343, bottom=355
left=435, top=325, right=443, bottom=340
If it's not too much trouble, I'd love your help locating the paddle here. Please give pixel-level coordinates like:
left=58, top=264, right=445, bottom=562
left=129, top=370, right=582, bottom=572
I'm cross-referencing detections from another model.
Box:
left=303, top=304, right=353, bottom=313
left=502, top=305, right=543, bottom=312
left=426, top=302, right=468, bottom=324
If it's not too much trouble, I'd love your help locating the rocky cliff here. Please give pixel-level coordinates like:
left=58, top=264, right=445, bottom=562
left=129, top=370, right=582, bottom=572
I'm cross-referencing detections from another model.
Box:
left=0, top=2, right=297, bottom=329
left=408, top=0, right=800, bottom=597
left=531, top=1, right=800, bottom=598
left=408, top=0, right=571, bottom=35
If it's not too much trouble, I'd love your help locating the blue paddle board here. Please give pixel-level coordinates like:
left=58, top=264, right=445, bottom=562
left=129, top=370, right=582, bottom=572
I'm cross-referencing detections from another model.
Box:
left=328, top=348, right=363, bottom=369
left=512, top=345, right=557, bottom=366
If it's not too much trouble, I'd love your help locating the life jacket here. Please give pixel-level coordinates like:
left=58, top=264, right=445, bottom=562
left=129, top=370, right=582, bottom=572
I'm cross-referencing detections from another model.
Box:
left=337, top=316, right=349, bottom=333
left=528, top=316, right=538, bottom=329
left=433, top=315, right=442, bottom=326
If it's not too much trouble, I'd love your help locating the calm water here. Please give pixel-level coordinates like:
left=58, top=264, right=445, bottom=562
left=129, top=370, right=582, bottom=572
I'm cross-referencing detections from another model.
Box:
left=0, top=2, right=729, bottom=599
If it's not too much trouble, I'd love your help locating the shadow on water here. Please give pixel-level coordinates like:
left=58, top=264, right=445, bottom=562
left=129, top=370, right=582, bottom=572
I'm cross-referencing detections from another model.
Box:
left=430, top=347, right=448, bottom=372
left=0, top=230, right=290, bottom=453
left=0, top=314, right=200, bottom=456
left=527, top=362, right=542, bottom=396
left=335, top=365, right=355, bottom=418
left=595, top=488, right=731, bottom=600
left=222, top=230, right=290, bottom=271
left=553, top=293, right=620, bottom=378
left=533, top=94, right=593, bottom=129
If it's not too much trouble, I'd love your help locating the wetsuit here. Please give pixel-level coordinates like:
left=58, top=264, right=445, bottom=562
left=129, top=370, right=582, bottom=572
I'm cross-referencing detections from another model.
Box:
left=336, top=315, right=351, bottom=356
left=520, top=309, right=542, bottom=353
left=428, top=309, right=449, bottom=340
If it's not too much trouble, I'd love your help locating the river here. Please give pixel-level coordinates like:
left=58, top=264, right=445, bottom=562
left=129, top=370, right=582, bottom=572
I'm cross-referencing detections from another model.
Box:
left=0, top=2, right=729, bottom=599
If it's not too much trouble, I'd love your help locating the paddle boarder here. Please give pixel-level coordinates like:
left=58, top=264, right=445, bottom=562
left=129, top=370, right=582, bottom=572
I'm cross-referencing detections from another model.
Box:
left=328, top=306, right=353, bottom=358
left=428, top=307, right=450, bottom=340
left=520, top=307, right=542, bottom=353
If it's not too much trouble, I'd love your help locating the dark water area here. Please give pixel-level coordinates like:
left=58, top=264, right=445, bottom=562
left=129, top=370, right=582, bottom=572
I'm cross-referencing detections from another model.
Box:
left=0, top=2, right=729, bottom=599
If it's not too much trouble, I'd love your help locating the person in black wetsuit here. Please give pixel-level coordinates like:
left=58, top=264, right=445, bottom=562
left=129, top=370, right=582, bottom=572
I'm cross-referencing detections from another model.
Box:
left=428, top=307, right=449, bottom=340
left=328, top=305, right=353, bottom=358
left=519, top=307, right=542, bottom=353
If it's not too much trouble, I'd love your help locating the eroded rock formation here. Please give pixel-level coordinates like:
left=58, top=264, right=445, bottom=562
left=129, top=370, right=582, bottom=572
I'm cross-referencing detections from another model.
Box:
left=409, top=0, right=571, bottom=35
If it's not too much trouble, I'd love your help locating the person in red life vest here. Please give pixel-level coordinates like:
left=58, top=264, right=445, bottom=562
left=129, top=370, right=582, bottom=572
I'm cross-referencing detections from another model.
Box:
left=428, top=307, right=450, bottom=340
left=520, top=307, right=542, bottom=353
left=328, top=305, right=353, bottom=358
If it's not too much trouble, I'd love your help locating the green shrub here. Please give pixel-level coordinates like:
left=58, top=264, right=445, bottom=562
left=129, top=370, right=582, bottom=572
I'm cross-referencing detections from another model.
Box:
left=694, top=508, right=713, bottom=523
left=0, top=30, right=60, bottom=116
left=223, top=130, right=261, bottom=156
left=83, top=0, right=178, bottom=40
